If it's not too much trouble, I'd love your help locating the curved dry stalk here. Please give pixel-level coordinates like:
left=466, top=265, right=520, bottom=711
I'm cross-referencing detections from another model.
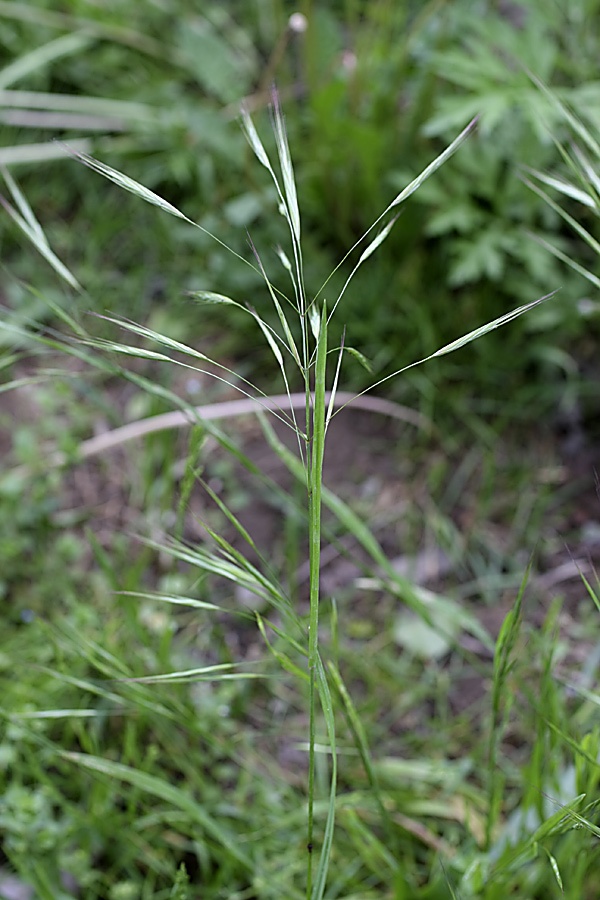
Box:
left=7, top=391, right=430, bottom=481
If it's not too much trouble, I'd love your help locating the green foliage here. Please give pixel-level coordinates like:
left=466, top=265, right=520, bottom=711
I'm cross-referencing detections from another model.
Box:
left=2, top=3, right=600, bottom=899
left=169, top=864, right=190, bottom=900
left=1, top=0, right=599, bottom=411
left=414, top=2, right=600, bottom=340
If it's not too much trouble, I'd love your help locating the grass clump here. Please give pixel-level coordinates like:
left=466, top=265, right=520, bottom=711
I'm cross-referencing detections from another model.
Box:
left=1, top=84, right=600, bottom=900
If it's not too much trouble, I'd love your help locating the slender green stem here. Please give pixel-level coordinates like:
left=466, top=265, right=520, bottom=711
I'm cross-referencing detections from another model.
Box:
left=306, top=302, right=327, bottom=900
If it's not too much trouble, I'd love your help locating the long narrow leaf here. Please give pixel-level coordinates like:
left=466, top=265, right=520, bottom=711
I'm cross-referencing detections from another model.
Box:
left=62, top=752, right=254, bottom=869
left=525, top=231, right=600, bottom=290
left=521, top=176, right=600, bottom=258
left=328, top=660, right=392, bottom=841
left=0, top=88, right=154, bottom=119
left=0, top=32, right=92, bottom=91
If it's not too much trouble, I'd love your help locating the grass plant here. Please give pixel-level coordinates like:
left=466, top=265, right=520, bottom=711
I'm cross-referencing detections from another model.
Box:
left=2, top=0, right=599, bottom=420
left=4, top=82, right=600, bottom=900
left=55, top=94, right=483, bottom=899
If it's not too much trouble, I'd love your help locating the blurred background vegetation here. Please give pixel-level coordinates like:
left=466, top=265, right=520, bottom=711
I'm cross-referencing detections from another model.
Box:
left=2, top=0, right=599, bottom=407
left=2, top=1, right=600, bottom=898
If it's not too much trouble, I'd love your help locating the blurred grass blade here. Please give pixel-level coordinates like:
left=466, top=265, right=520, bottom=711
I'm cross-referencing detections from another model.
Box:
left=521, top=166, right=597, bottom=209
left=328, top=660, right=392, bottom=841
left=0, top=107, right=131, bottom=131
left=525, top=231, right=600, bottom=291
left=577, top=568, right=600, bottom=614
left=62, top=752, right=254, bottom=869
left=256, top=613, right=309, bottom=684
left=2, top=166, right=43, bottom=236
left=0, top=32, right=92, bottom=91
left=118, top=662, right=263, bottom=685
left=0, top=88, right=155, bottom=119
left=521, top=176, right=600, bottom=259
left=487, top=561, right=529, bottom=848
left=0, top=138, right=92, bottom=166
left=0, top=167, right=81, bottom=289
left=341, top=807, right=397, bottom=878
left=571, top=142, right=600, bottom=199
left=527, top=70, right=600, bottom=159
left=0, top=1, right=172, bottom=61
left=13, top=708, right=123, bottom=719
left=115, top=590, right=224, bottom=612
